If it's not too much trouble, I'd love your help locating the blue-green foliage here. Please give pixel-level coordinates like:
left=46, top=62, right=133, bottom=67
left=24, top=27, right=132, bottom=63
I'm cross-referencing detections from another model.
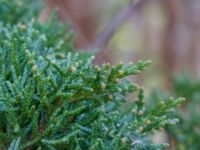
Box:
left=0, top=0, right=75, bottom=53
left=0, top=22, right=184, bottom=149
left=0, top=0, right=185, bottom=149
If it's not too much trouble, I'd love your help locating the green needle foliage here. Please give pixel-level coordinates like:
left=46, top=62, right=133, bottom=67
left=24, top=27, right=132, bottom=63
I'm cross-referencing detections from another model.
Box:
left=147, top=74, right=200, bottom=150
left=170, top=74, right=200, bottom=150
left=0, top=0, right=185, bottom=150
left=0, top=0, right=75, bottom=53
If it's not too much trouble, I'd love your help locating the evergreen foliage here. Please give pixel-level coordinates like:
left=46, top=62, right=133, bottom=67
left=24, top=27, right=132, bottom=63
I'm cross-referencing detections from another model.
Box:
left=169, top=75, right=200, bottom=150
left=147, top=74, right=200, bottom=150
left=0, top=0, right=42, bottom=24
left=0, top=0, right=185, bottom=149
left=0, top=0, right=75, bottom=52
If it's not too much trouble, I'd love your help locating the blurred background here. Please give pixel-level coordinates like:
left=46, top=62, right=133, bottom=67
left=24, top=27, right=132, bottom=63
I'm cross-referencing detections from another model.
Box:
left=41, top=0, right=200, bottom=89
left=40, top=0, right=200, bottom=149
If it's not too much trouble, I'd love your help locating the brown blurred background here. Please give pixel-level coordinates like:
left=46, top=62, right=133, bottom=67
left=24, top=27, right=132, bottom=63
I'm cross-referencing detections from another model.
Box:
left=40, top=0, right=200, bottom=90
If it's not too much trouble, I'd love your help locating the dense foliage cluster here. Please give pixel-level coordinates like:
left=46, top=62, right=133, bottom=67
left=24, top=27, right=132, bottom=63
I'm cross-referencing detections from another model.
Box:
left=0, top=0, right=185, bottom=149
left=0, top=0, right=75, bottom=52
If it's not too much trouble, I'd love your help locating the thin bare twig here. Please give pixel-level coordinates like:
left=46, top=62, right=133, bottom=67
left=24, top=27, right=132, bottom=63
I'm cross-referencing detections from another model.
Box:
left=90, top=0, right=147, bottom=51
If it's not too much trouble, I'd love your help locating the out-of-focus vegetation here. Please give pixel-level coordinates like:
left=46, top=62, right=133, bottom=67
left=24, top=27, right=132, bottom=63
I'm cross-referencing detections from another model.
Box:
left=147, top=74, right=200, bottom=150
left=0, top=0, right=42, bottom=24
left=169, top=74, right=200, bottom=150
